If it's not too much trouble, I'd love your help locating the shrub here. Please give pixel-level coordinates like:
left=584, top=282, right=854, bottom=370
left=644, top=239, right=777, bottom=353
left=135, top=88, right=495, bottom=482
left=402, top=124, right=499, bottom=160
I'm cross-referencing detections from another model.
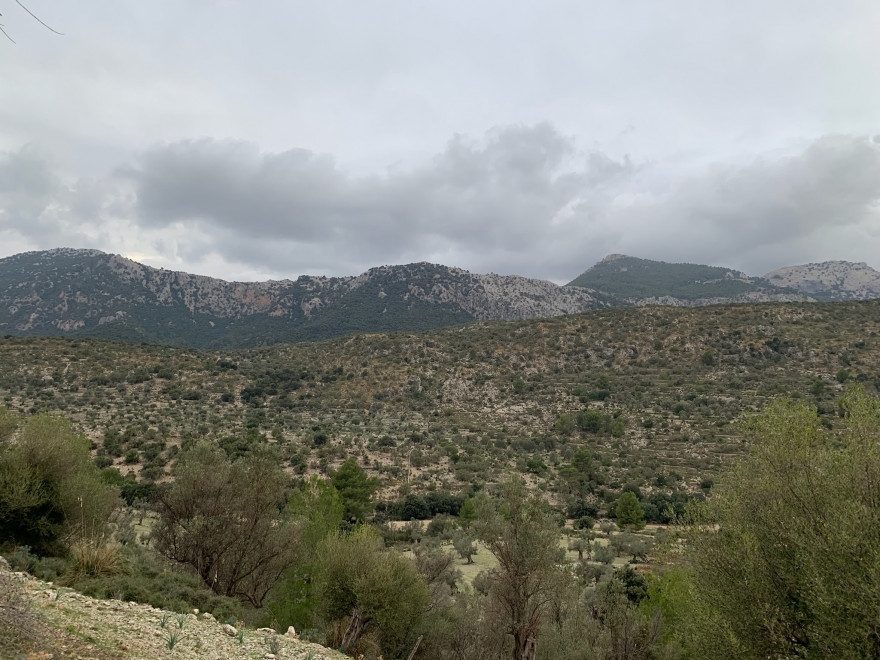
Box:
left=684, top=389, right=880, bottom=657
left=0, top=412, right=117, bottom=554
left=314, top=526, right=429, bottom=657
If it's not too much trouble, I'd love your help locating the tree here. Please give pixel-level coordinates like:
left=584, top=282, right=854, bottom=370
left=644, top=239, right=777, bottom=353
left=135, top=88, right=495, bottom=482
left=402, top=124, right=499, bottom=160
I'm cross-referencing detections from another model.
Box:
left=267, top=475, right=343, bottom=630
left=567, top=530, right=594, bottom=561
left=610, top=531, right=653, bottom=563
left=452, top=529, right=477, bottom=564
left=683, top=389, right=880, bottom=658
left=0, top=412, right=116, bottom=554
left=554, top=413, right=576, bottom=436
left=571, top=447, right=594, bottom=475
left=558, top=448, right=600, bottom=498
left=314, top=526, right=430, bottom=657
left=615, top=491, right=645, bottom=530
left=413, top=543, right=461, bottom=605
left=474, top=478, right=565, bottom=660
left=458, top=496, right=477, bottom=528
left=331, top=458, right=378, bottom=522
left=152, top=442, right=299, bottom=607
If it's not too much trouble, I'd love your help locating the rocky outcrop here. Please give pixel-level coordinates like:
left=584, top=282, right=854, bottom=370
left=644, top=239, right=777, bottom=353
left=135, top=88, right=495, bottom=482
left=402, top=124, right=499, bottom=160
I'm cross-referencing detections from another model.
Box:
left=764, top=261, right=880, bottom=300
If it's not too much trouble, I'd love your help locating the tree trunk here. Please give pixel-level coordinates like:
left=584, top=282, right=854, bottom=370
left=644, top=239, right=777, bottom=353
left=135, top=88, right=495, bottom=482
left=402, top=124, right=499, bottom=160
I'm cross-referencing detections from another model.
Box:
left=514, top=634, right=537, bottom=660
left=406, top=635, right=423, bottom=660
left=341, top=608, right=365, bottom=650
left=513, top=631, right=538, bottom=660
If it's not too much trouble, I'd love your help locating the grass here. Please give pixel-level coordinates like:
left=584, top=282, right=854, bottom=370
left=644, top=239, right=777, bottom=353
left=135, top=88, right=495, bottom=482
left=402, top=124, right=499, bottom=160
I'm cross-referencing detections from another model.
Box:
left=454, top=542, right=499, bottom=588
left=70, top=538, right=123, bottom=578
left=165, top=629, right=182, bottom=649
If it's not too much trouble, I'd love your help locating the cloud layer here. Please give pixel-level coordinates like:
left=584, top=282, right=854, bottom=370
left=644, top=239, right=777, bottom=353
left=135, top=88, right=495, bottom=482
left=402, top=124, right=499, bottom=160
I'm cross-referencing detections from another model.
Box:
left=2, top=126, right=880, bottom=282
left=2, top=4, right=879, bottom=281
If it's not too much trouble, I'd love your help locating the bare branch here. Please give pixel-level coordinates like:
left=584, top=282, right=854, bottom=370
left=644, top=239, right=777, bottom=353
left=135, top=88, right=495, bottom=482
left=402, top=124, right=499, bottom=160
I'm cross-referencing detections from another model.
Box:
left=0, top=23, right=16, bottom=44
left=15, top=1, right=63, bottom=35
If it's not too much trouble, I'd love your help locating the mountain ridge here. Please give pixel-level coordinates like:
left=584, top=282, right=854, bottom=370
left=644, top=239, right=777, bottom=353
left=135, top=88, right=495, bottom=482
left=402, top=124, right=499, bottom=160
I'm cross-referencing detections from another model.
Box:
left=0, top=248, right=609, bottom=347
left=2, top=248, right=879, bottom=348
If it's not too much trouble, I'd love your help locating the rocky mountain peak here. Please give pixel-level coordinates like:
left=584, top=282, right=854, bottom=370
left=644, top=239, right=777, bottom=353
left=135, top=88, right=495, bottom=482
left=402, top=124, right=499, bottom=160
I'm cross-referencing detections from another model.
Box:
left=764, top=261, right=880, bottom=300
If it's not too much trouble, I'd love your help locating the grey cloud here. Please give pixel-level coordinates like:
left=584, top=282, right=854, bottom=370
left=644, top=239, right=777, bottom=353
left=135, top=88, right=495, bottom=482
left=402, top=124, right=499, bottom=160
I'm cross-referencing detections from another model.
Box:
left=124, top=124, right=620, bottom=275
left=0, top=145, right=59, bottom=197
left=0, top=145, right=70, bottom=239
left=606, top=135, right=880, bottom=271
left=0, top=145, right=129, bottom=250
left=3, top=129, right=880, bottom=283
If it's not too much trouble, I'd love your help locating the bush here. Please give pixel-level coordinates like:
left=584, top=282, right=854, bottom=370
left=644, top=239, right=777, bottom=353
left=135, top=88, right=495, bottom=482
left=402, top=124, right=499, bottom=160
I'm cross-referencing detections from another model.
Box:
left=314, top=526, right=429, bottom=657
left=574, top=516, right=596, bottom=530
left=426, top=514, right=457, bottom=538
left=66, top=544, right=246, bottom=622
left=683, top=389, right=880, bottom=658
left=0, top=412, right=117, bottom=554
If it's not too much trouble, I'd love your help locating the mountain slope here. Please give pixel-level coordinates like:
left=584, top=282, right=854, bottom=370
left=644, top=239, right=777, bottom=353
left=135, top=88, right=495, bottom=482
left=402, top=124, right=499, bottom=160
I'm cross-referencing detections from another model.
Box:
left=2, top=299, right=879, bottom=499
left=567, top=254, right=808, bottom=305
left=764, top=261, right=880, bottom=300
left=0, top=249, right=608, bottom=347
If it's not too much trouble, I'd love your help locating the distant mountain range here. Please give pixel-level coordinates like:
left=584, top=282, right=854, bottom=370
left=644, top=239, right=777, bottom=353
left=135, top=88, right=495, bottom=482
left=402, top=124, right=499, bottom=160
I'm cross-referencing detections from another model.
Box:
left=1, top=248, right=878, bottom=347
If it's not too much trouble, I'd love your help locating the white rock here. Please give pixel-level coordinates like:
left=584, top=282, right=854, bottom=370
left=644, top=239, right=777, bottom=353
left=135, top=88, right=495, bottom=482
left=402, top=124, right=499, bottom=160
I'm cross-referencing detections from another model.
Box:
left=221, top=623, right=238, bottom=636
left=256, top=627, right=276, bottom=633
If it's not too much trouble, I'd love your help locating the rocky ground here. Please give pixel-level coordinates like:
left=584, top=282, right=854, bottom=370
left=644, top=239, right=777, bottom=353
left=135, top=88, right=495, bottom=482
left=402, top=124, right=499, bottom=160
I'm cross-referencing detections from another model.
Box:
left=0, top=558, right=344, bottom=660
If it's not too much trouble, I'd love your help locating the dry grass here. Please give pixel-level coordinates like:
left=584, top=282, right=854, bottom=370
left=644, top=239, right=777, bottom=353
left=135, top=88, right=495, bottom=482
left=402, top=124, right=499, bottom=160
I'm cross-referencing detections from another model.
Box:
left=70, top=538, right=125, bottom=578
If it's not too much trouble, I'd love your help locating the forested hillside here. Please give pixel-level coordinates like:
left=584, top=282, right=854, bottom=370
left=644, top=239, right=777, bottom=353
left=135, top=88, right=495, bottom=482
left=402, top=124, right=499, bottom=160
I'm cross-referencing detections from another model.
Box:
left=1, top=299, right=876, bottom=504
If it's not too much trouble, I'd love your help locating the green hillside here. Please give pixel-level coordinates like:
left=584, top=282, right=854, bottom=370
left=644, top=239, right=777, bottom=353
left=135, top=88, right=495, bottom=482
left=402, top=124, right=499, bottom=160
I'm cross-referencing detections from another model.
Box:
left=2, top=298, right=876, bottom=505
left=567, top=254, right=794, bottom=301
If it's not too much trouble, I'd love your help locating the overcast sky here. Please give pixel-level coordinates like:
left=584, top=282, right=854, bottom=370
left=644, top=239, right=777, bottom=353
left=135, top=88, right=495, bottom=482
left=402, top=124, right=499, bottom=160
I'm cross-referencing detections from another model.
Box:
left=2, top=1, right=879, bottom=283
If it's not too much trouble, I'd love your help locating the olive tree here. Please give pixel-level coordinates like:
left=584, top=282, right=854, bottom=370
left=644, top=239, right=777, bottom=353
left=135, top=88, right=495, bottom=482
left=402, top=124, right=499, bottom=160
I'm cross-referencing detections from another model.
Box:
left=474, top=477, right=565, bottom=660
left=153, top=442, right=299, bottom=607
left=685, top=388, right=880, bottom=659
left=313, top=526, right=430, bottom=658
